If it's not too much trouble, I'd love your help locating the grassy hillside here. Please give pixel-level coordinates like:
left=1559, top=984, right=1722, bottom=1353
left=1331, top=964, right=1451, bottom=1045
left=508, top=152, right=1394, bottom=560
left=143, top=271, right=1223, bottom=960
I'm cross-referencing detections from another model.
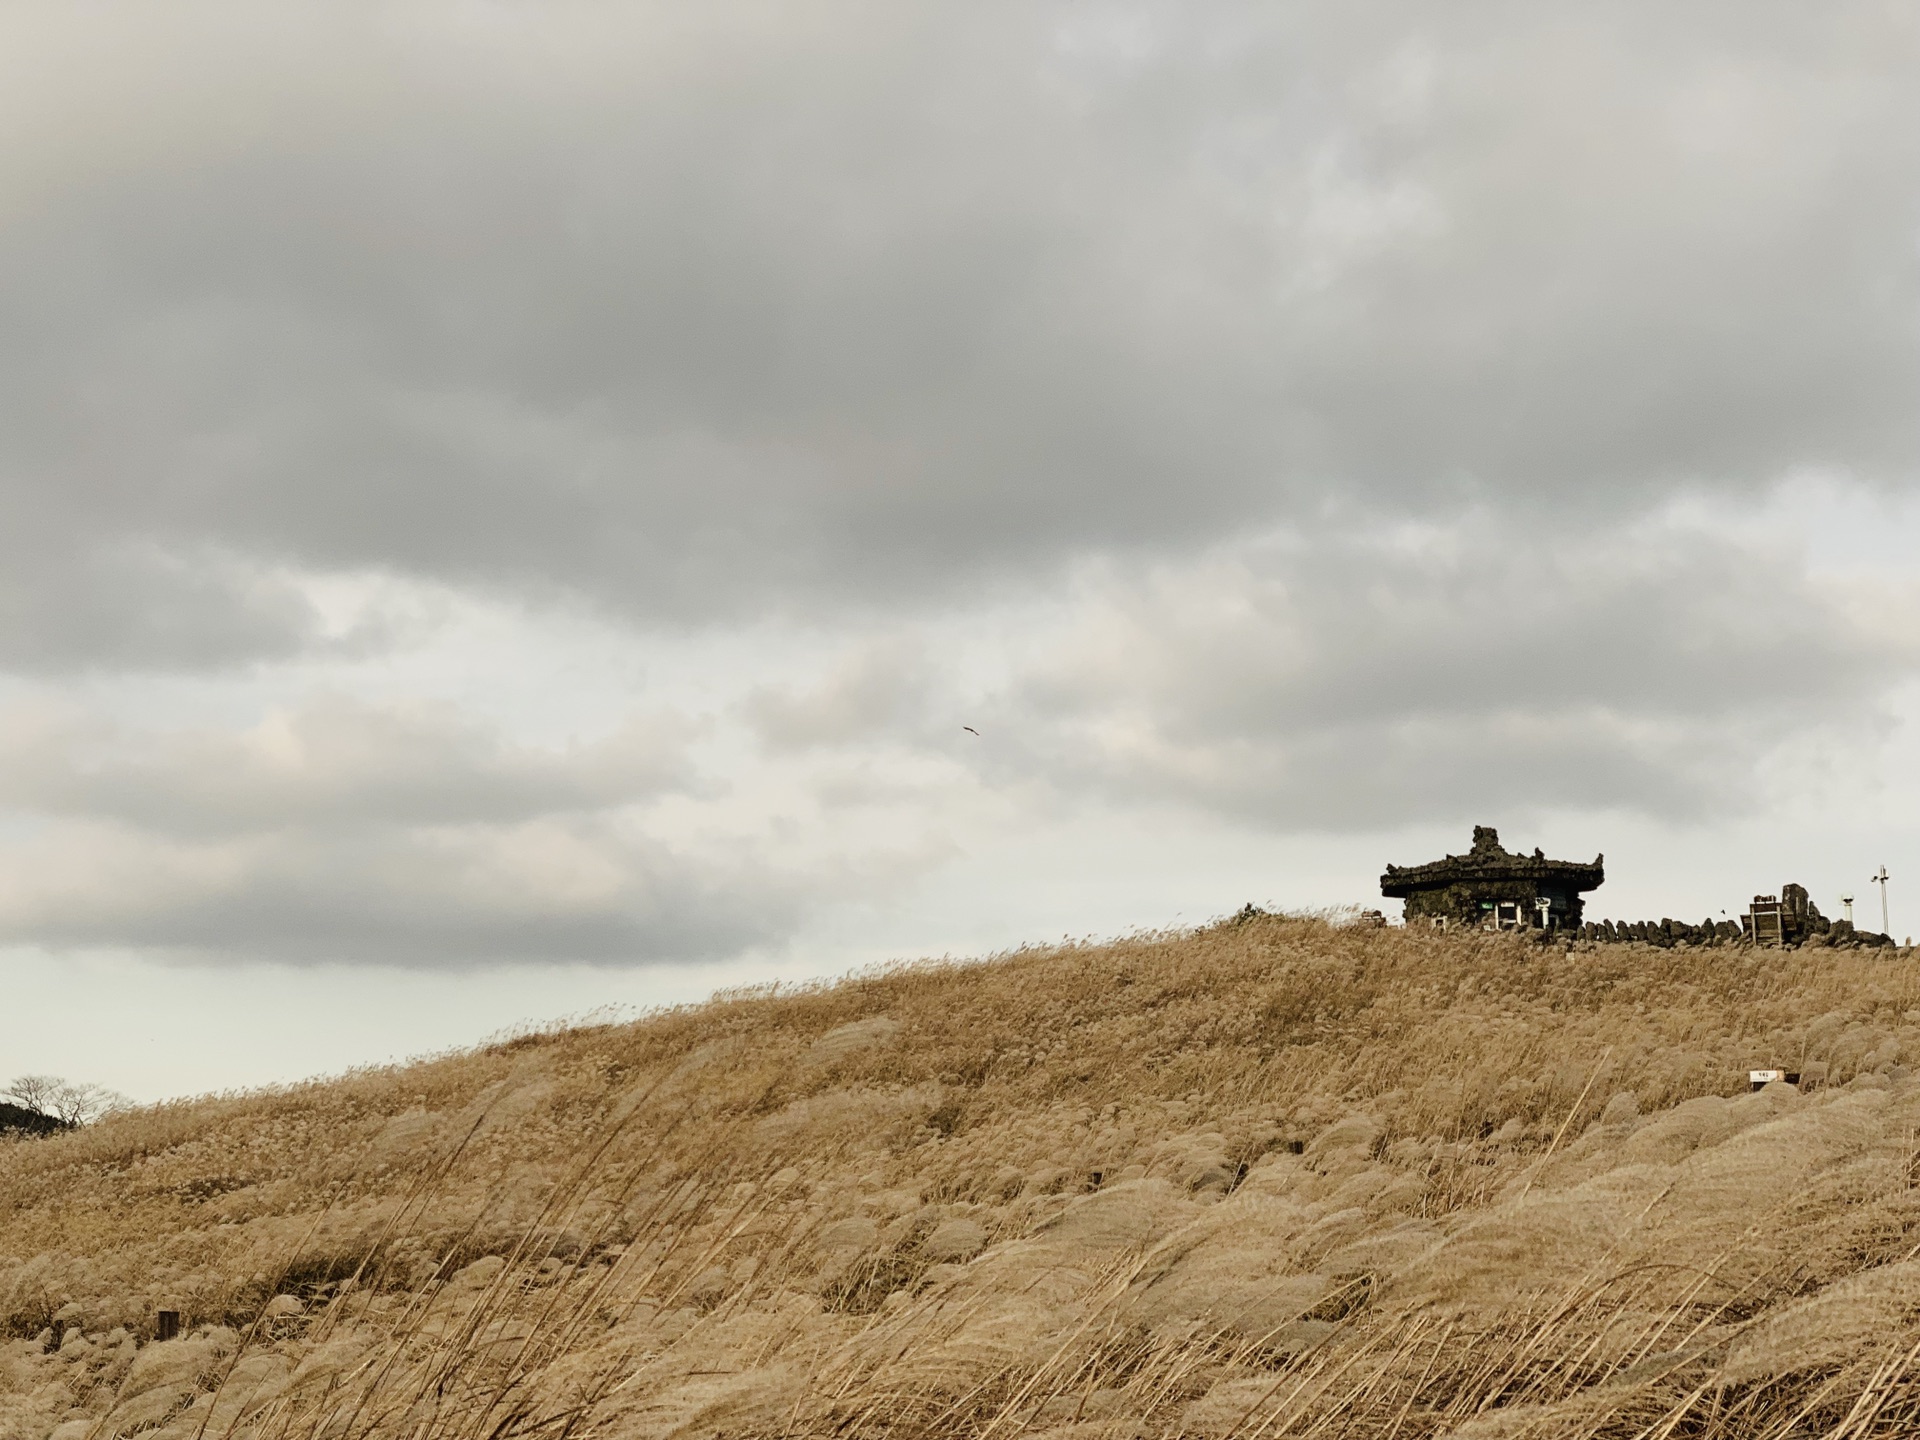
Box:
left=5, top=917, right=1920, bottom=1438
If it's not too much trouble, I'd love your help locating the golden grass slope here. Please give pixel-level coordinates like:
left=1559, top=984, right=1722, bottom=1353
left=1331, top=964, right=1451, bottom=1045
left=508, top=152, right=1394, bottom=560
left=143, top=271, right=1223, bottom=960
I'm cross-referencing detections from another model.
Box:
left=6, top=916, right=1920, bottom=1438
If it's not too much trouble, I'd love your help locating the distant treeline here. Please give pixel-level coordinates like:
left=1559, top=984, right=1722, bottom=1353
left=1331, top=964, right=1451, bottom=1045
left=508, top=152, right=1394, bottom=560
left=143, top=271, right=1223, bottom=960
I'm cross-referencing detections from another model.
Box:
left=0, top=1101, right=71, bottom=1137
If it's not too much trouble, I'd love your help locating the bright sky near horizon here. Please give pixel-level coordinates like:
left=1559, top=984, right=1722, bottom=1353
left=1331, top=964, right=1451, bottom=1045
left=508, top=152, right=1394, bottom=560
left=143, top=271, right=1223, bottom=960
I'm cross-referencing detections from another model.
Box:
left=3, top=3, right=1920, bottom=1102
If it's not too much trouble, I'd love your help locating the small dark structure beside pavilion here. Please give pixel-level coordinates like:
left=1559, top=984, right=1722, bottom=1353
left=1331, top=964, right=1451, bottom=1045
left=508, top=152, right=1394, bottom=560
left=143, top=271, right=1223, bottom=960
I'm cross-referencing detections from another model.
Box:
left=1745, top=884, right=1823, bottom=947
left=1741, top=883, right=1887, bottom=947
left=1381, top=826, right=1604, bottom=931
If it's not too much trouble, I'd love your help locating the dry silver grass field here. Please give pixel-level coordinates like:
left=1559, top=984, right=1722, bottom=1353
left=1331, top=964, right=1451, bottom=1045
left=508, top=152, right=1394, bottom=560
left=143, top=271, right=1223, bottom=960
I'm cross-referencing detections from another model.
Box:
left=6, top=916, right=1920, bottom=1439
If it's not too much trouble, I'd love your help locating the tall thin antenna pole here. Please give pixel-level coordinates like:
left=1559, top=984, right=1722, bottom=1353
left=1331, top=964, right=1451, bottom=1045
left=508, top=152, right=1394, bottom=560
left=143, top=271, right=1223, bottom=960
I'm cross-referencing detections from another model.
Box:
left=1871, top=866, right=1890, bottom=935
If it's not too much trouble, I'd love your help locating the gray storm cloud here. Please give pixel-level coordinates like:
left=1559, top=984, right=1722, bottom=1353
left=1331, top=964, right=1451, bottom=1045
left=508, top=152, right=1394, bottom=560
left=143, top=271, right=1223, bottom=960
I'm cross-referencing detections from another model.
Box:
left=0, top=696, right=799, bottom=964
left=2, top=2, right=1914, bottom=654
left=0, top=696, right=697, bottom=831
left=748, top=511, right=1912, bottom=829
left=0, top=1, right=1914, bottom=963
left=0, top=816, right=802, bottom=966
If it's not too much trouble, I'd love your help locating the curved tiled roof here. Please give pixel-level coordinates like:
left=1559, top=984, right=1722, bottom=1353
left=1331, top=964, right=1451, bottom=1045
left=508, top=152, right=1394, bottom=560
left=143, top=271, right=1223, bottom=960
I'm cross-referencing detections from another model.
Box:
left=1380, top=825, right=1603, bottom=898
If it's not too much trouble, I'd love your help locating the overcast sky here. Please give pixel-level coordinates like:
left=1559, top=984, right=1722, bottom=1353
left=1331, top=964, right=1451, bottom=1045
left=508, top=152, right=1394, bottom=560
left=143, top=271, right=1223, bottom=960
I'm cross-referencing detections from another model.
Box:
left=4, top=2, right=1919, bottom=1099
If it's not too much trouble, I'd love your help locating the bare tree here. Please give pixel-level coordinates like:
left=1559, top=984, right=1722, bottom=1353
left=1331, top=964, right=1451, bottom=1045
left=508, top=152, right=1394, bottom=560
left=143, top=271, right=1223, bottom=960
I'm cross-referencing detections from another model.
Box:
left=4, top=1074, right=130, bottom=1126
left=3, top=1074, right=58, bottom=1115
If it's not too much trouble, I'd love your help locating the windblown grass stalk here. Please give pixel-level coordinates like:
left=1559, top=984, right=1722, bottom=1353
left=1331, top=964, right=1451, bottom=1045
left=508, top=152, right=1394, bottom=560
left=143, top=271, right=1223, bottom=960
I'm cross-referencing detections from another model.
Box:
left=8, top=916, right=1920, bottom=1436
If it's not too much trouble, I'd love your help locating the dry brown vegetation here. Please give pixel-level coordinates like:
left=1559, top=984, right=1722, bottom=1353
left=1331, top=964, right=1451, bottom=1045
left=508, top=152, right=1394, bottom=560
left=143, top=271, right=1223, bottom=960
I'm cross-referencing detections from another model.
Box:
left=6, top=916, right=1920, bottom=1438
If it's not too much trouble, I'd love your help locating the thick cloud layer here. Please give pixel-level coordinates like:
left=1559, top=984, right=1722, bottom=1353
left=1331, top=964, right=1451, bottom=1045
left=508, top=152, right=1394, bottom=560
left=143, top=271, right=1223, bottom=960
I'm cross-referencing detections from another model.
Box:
left=0, top=2, right=1915, bottom=964
left=750, top=509, right=1914, bottom=826
left=5, top=3, right=1917, bottom=653
left=0, top=697, right=773, bottom=963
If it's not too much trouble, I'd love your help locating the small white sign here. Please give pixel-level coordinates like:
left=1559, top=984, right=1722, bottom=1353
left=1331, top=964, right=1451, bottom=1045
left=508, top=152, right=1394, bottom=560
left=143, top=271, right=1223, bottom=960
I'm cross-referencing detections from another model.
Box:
left=1749, top=1069, right=1784, bottom=1084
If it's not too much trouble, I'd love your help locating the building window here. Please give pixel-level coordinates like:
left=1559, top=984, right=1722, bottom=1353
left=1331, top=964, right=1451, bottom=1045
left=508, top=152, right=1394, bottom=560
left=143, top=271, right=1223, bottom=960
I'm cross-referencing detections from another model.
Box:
left=1495, top=902, right=1521, bottom=930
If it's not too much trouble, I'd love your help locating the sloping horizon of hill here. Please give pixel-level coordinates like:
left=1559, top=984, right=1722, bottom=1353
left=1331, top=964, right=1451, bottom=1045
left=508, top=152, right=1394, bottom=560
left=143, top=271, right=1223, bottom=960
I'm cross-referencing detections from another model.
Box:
left=5, top=917, right=1920, bottom=1438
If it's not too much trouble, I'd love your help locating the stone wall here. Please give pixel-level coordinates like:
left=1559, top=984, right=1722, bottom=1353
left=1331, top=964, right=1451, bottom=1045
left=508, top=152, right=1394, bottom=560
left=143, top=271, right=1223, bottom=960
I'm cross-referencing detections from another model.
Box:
left=1577, top=916, right=1895, bottom=949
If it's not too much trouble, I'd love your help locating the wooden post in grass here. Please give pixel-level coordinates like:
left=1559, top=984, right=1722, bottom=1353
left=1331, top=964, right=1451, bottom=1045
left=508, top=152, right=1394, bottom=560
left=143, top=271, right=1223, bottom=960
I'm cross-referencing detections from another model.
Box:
left=155, top=1310, right=181, bottom=1341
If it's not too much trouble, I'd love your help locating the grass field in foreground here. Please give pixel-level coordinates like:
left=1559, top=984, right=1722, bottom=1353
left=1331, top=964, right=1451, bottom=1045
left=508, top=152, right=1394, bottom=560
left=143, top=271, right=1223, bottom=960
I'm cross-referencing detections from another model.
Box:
left=6, top=916, right=1920, bottom=1438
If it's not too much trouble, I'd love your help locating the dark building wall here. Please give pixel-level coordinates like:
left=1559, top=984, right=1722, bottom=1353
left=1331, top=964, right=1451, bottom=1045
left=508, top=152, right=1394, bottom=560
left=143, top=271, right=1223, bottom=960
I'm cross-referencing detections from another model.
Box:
left=1402, top=880, right=1588, bottom=929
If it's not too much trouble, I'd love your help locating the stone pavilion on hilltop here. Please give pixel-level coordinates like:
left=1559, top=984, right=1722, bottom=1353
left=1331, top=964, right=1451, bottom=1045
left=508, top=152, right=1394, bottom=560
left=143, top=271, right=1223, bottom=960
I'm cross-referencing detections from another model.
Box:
left=1381, top=826, right=1604, bottom=931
